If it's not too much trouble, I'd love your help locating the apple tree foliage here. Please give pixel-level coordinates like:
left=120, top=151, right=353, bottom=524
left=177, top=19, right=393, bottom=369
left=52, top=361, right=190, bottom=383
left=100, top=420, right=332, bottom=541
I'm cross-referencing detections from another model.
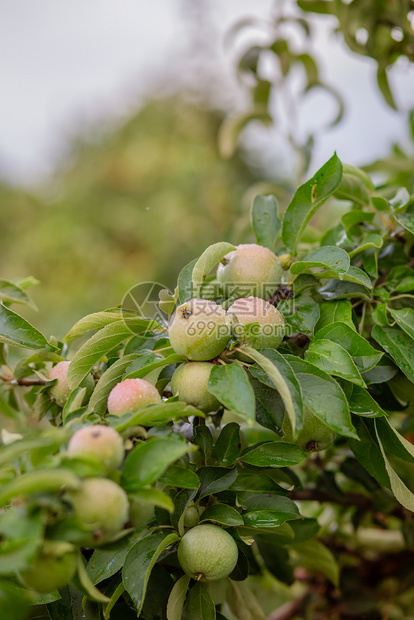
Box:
left=1, top=150, right=414, bottom=618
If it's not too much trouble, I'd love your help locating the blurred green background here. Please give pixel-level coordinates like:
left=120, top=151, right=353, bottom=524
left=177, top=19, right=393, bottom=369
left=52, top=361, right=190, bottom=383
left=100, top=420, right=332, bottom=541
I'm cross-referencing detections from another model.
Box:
left=0, top=97, right=259, bottom=336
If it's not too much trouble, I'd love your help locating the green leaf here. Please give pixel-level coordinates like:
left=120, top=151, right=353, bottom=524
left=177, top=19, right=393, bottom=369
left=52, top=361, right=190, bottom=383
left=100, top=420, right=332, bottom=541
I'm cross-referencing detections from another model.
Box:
left=375, top=417, right=414, bottom=463
left=72, top=555, right=110, bottom=603
left=64, top=308, right=127, bottom=342
left=192, top=242, right=236, bottom=298
left=88, top=354, right=138, bottom=414
left=183, top=581, right=216, bottom=620
left=177, top=258, right=198, bottom=304
left=194, top=426, right=214, bottom=461
left=279, top=293, right=320, bottom=336
left=315, top=300, right=354, bottom=331
left=291, top=539, right=339, bottom=585
left=318, top=279, right=371, bottom=301
left=67, top=321, right=136, bottom=389
left=291, top=246, right=350, bottom=277
left=213, top=423, right=241, bottom=466
left=240, top=347, right=303, bottom=435
left=0, top=303, right=54, bottom=351
left=334, top=165, right=373, bottom=205
left=0, top=508, right=43, bottom=574
left=129, top=488, right=175, bottom=513
left=242, top=494, right=299, bottom=524
left=87, top=543, right=130, bottom=585
left=348, top=418, right=390, bottom=489
left=314, top=322, right=382, bottom=372
left=0, top=279, right=37, bottom=310
left=349, top=233, right=383, bottom=258
left=227, top=580, right=267, bottom=620
left=197, top=467, right=238, bottom=499
left=251, top=195, right=280, bottom=250
left=171, top=488, right=197, bottom=535
left=241, top=442, right=306, bottom=467
left=347, top=384, right=387, bottom=417
left=282, top=153, right=343, bottom=254
left=388, top=307, right=414, bottom=339
left=286, top=356, right=356, bottom=438
left=167, top=574, right=191, bottom=620
left=200, top=504, right=244, bottom=527
left=124, top=353, right=186, bottom=380
left=393, top=202, right=414, bottom=234
left=123, top=532, right=179, bottom=615
left=305, top=339, right=365, bottom=386
left=208, top=362, right=255, bottom=425
left=250, top=376, right=285, bottom=434
left=159, top=466, right=200, bottom=489
left=0, top=469, right=80, bottom=507
left=377, top=64, right=397, bottom=110
left=0, top=580, right=33, bottom=620
left=112, top=401, right=202, bottom=433
left=229, top=472, right=288, bottom=496
left=374, top=420, right=414, bottom=512
left=121, top=437, right=193, bottom=492
left=372, top=325, right=414, bottom=383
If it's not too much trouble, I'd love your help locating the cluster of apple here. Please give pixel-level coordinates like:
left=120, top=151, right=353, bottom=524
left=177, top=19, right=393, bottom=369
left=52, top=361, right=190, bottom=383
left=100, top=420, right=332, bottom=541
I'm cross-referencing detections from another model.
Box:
left=19, top=424, right=128, bottom=593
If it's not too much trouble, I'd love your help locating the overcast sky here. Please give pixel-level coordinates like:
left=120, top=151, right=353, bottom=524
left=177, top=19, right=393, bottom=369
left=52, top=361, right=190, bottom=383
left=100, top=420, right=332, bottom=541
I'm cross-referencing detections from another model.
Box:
left=0, top=0, right=413, bottom=186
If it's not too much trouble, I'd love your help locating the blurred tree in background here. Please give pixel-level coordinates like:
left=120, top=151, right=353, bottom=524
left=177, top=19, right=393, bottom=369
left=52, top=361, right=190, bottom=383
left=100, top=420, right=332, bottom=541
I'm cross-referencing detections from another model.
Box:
left=0, top=97, right=258, bottom=335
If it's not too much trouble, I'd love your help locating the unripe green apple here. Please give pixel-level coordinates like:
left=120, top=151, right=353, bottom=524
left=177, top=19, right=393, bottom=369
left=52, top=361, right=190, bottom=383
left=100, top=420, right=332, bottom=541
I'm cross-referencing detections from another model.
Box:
left=228, top=296, right=285, bottom=350
left=69, top=477, right=129, bottom=542
left=49, top=361, right=95, bottom=407
left=177, top=524, right=238, bottom=582
left=282, top=409, right=336, bottom=452
left=183, top=504, right=200, bottom=528
left=168, top=299, right=231, bottom=361
left=19, top=541, right=77, bottom=593
left=67, top=425, right=124, bottom=473
left=107, top=378, right=161, bottom=417
left=217, top=244, right=283, bottom=299
left=171, top=362, right=220, bottom=413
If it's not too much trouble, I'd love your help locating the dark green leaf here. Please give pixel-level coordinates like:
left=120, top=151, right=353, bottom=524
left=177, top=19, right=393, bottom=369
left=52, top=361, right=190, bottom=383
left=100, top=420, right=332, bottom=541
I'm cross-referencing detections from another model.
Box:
left=388, top=307, right=414, bottom=339
left=167, top=574, right=191, bottom=620
left=305, top=339, right=365, bottom=386
left=121, top=437, right=193, bottom=492
left=241, top=348, right=303, bottom=434
left=348, top=384, right=387, bottom=417
left=183, top=582, right=216, bottom=620
left=200, top=504, right=243, bottom=527
left=159, top=466, right=199, bottom=489
left=241, top=442, right=306, bottom=467
left=208, top=362, right=255, bottom=424
left=279, top=293, right=320, bottom=336
left=315, top=300, right=354, bottom=331
left=286, top=356, right=356, bottom=438
left=197, top=467, right=238, bottom=499
left=372, top=325, right=414, bottom=383
left=123, top=532, right=179, bottom=615
left=213, top=423, right=241, bottom=466
left=194, top=426, right=213, bottom=461
left=315, top=322, right=382, bottom=372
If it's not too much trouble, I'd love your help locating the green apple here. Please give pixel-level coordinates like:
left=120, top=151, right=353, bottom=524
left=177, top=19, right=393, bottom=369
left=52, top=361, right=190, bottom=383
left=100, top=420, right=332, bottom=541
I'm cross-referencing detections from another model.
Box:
left=177, top=524, right=238, bottom=581
left=168, top=298, right=231, bottom=361
left=49, top=361, right=94, bottom=407
left=19, top=541, right=77, bottom=593
left=228, top=296, right=285, bottom=350
left=217, top=244, right=283, bottom=299
left=171, top=362, right=220, bottom=413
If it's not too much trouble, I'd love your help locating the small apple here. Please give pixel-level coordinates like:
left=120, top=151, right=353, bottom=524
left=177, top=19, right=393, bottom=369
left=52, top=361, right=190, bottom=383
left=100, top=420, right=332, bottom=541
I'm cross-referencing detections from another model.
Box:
left=49, top=361, right=94, bottom=407
left=168, top=299, right=231, bottom=361
left=177, top=524, right=238, bottom=581
left=69, top=477, right=129, bottom=543
left=228, top=296, right=285, bottom=350
left=107, top=378, right=161, bottom=417
left=67, top=425, right=124, bottom=473
left=217, top=244, right=283, bottom=299
left=19, top=541, right=77, bottom=593
left=171, top=362, right=220, bottom=413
